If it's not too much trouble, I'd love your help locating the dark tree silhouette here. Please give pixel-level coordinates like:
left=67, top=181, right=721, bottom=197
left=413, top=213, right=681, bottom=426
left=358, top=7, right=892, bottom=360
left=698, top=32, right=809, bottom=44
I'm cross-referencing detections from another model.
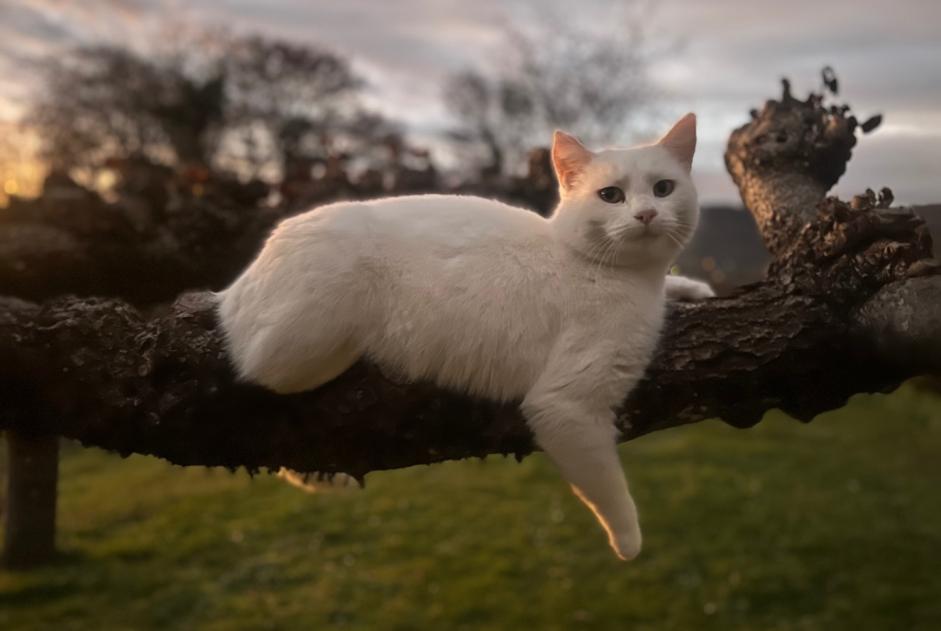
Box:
left=30, top=45, right=228, bottom=173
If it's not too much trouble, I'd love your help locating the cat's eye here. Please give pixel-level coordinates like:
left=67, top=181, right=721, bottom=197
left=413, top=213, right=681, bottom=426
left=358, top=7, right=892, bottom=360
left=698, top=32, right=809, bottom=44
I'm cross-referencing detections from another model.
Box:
left=597, top=186, right=625, bottom=204
left=653, top=179, right=675, bottom=197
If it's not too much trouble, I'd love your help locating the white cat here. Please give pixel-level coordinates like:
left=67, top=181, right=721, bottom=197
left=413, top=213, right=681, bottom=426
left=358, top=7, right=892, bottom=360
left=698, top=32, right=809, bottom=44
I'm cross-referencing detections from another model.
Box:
left=216, top=114, right=713, bottom=560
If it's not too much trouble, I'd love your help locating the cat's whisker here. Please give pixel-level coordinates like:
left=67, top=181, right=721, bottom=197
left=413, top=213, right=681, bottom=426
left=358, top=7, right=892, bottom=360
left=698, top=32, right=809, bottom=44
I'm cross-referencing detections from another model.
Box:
left=581, top=237, right=615, bottom=280
left=666, top=232, right=690, bottom=247
left=663, top=231, right=685, bottom=250
left=608, top=225, right=645, bottom=241
left=659, top=221, right=693, bottom=232
left=603, top=233, right=624, bottom=269
left=595, top=237, right=619, bottom=278
left=583, top=237, right=611, bottom=264
left=603, top=237, right=621, bottom=268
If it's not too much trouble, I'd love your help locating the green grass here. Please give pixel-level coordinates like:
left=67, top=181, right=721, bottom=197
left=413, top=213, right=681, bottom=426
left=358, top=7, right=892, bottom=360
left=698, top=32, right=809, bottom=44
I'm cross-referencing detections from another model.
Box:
left=2, top=386, right=940, bottom=630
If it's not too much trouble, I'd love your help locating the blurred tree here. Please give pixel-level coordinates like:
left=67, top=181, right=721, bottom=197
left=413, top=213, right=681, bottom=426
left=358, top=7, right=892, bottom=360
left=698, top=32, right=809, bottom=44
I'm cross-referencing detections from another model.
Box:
left=214, top=33, right=365, bottom=182
left=27, top=32, right=400, bottom=191
left=444, top=5, right=660, bottom=177
left=29, top=45, right=226, bottom=175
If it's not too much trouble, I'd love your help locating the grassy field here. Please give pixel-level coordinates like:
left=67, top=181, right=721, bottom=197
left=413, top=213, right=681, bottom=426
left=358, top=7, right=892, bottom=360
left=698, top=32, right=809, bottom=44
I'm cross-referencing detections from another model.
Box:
left=2, top=385, right=940, bottom=630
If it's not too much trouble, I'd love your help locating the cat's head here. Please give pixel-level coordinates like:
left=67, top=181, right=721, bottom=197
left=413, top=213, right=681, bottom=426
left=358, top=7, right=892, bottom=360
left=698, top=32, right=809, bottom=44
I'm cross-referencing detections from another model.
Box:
left=549, top=114, right=699, bottom=269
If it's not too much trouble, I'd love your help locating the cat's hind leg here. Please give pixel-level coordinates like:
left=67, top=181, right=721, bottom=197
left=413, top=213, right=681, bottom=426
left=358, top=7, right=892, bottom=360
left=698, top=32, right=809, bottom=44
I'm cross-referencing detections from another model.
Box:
left=248, top=334, right=361, bottom=394
left=218, top=278, right=365, bottom=393
left=217, top=205, right=376, bottom=394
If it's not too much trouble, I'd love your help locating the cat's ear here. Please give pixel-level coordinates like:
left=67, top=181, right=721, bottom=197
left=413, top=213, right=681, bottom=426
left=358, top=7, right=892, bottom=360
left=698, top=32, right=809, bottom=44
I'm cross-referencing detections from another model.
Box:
left=552, top=131, right=594, bottom=192
left=657, top=113, right=696, bottom=171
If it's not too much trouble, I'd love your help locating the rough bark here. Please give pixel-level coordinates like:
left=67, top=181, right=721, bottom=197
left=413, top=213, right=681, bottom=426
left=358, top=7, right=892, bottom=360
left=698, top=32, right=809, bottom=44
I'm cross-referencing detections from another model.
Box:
left=854, top=276, right=941, bottom=371
left=0, top=80, right=937, bottom=479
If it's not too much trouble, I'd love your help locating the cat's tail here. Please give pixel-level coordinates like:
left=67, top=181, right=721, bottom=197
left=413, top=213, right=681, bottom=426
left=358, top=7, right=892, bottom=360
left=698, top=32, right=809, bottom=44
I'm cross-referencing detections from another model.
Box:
left=277, top=468, right=362, bottom=493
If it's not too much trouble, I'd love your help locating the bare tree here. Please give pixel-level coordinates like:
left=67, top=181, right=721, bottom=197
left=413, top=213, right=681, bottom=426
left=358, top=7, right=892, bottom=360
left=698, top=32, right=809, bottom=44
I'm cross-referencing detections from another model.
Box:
left=26, top=32, right=396, bottom=187
left=29, top=44, right=227, bottom=174
left=444, top=4, right=659, bottom=176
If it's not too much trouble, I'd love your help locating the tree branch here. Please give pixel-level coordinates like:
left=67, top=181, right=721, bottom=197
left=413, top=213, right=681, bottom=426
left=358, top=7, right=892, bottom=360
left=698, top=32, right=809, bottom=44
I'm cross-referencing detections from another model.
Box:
left=725, top=79, right=858, bottom=256
left=0, top=280, right=913, bottom=479
left=0, top=78, right=937, bottom=479
left=854, top=275, right=941, bottom=372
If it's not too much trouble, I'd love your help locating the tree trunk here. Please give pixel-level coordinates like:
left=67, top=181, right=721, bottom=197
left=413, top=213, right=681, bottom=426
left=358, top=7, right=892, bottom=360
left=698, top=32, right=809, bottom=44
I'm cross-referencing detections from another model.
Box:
left=2, top=432, right=59, bottom=569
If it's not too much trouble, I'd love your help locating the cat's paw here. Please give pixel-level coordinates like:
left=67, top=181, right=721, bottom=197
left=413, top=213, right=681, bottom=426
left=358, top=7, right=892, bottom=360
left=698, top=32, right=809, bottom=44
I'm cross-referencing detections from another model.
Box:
left=683, top=281, right=715, bottom=301
left=666, top=277, right=715, bottom=302
left=610, top=533, right=642, bottom=561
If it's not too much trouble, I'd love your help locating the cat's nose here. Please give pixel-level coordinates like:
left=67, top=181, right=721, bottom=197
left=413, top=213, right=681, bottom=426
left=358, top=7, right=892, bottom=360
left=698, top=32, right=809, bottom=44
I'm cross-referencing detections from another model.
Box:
left=634, top=209, right=658, bottom=224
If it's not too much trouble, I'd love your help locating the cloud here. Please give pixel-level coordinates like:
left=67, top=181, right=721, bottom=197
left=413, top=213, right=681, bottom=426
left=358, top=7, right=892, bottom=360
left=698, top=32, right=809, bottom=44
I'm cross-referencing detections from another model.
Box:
left=1, top=0, right=939, bottom=203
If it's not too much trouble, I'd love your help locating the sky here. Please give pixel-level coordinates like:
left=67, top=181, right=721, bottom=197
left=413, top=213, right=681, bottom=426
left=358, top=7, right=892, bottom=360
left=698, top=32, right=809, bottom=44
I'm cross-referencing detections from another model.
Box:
left=1, top=0, right=939, bottom=205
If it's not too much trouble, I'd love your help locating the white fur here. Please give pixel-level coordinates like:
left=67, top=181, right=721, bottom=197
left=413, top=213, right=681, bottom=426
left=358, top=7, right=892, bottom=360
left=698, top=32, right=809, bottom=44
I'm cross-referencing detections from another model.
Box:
left=666, top=274, right=715, bottom=301
left=216, top=115, right=709, bottom=560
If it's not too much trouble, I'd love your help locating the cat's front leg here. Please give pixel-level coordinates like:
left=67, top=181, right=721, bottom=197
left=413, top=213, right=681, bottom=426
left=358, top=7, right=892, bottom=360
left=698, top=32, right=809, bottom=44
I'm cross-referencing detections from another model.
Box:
left=522, top=396, right=641, bottom=560
left=665, top=274, right=715, bottom=301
